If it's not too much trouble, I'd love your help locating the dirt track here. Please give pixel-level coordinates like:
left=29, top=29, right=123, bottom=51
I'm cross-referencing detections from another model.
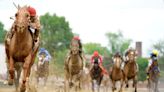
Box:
left=0, top=78, right=164, bottom=92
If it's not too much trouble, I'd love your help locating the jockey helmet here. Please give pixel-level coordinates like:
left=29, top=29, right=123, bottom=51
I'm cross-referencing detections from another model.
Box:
left=39, top=48, right=46, bottom=53
left=93, top=51, right=99, bottom=57
left=27, top=6, right=36, bottom=16
left=73, top=36, right=80, bottom=41
left=152, top=50, right=158, bottom=56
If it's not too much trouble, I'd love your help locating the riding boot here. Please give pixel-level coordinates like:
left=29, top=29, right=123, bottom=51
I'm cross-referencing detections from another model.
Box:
left=146, top=66, right=151, bottom=79
left=99, top=64, right=108, bottom=75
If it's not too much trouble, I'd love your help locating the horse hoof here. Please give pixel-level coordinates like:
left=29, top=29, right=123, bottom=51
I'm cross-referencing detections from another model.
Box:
left=69, top=82, right=73, bottom=88
left=20, top=85, right=26, bottom=92
left=8, top=79, right=14, bottom=86
left=126, top=84, right=129, bottom=88
left=112, top=87, right=116, bottom=91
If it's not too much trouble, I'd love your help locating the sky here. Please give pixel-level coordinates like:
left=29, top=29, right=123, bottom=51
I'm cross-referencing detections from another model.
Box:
left=0, top=0, right=164, bottom=57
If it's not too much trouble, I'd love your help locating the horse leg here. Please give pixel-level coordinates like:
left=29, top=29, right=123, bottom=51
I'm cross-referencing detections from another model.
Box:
left=15, top=64, right=22, bottom=91
left=64, top=71, right=70, bottom=92
left=119, top=79, right=124, bottom=92
left=8, top=57, right=15, bottom=85
left=133, top=77, right=137, bottom=92
left=112, top=80, right=116, bottom=92
left=20, top=54, right=32, bottom=92
left=97, top=76, right=103, bottom=92
left=125, top=78, right=129, bottom=88
left=69, top=75, right=73, bottom=88
left=36, top=75, right=39, bottom=88
left=44, top=76, right=48, bottom=87
left=91, top=80, right=95, bottom=92
left=154, top=79, right=159, bottom=92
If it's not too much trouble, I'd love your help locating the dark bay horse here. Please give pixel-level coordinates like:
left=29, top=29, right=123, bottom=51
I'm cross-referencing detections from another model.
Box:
left=147, top=60, right=160, bottom=92
left=110, top=52, right=124, bottom=92
left=90, top=58, right=103, bottom=92
left=123, top=49, right=138, bottom=92
left=64, top=39, right=83, bottom=92
left=5, top=5, right=39, bottom=92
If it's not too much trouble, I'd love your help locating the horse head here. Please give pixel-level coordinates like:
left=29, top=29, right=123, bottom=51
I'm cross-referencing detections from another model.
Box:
left=38, top=54, right=45, bottom=66
left=70, top=40, right=80, bottom=55
left=113, top=52, right=123, bottom=69
left=127, top=49, right=137, bottom=62
left=93, top=58, right=99, bottom=70
left=15, top=6, right=30, bottom=33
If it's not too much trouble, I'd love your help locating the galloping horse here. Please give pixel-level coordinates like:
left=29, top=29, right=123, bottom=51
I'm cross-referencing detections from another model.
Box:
left=36, top=54, right=49, bottom=87
left=147, top=60, right=160, bottom=92
left=5, top=5, right=39, bottom=92
left=90, top=58, right=103, bottom=92
left=110, top=52, right=124, bottom=92
left=123, top=49, right=138, bottom=92
left=64, top=39, right=83, bottom=92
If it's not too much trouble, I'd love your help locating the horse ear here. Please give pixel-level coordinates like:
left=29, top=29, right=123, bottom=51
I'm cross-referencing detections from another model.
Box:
left=18, top=4, right=20, bottom=9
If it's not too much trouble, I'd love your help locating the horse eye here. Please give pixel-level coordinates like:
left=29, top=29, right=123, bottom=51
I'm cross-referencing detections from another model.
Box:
left=25, top=13, right=29, bottom=17
left=15, top=13, right=18, bottom=17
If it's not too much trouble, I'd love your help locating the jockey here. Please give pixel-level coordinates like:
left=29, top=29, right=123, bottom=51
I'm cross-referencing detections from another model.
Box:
left=69, top=36, right=84, bottom=60
left=6, top=6, right=40, bottom=46
left=38, top=48, right=51, bottom=63
left=122, top=47, right=138, bottom=71
left=147, top=50, right=160, bottom=78
left=124, top=47, right=133, bottom=62
left=65, top=36, right=85, bottom=68
left=91, top=51, right=108, bottom=75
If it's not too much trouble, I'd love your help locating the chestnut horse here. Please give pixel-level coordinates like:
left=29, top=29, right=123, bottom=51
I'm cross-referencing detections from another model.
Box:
left=110, top=52, right=125, bottom=92
left=123, top=49, right=138, bottom=92
left=5, top=5, right=39, bottom=92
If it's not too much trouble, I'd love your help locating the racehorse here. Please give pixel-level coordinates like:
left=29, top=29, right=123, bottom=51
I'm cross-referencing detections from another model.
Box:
left=90, top=57, right=103, bottom=92
left=5, top=5, right=39, bottom=92
left=110, top=52, right=125, bottom=92
left=64, top=39, right=83, bottom=92
left=36, top=54, right=49, bottom=87
left=123, top=49, right=138, bottom=92
left=147, top=60, right=160, bottom=92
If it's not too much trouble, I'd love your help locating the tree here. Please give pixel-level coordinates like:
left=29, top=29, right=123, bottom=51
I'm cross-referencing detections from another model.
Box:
left=152, top=39, right=164, bottom=57
left=105, top=31, right=132, bottom=55
left=137, top=57, right=148, bottom=81
left=39, top=13, right=74, bottom=76
left=0, top=21, right=6, bottom=43
left=40, top=13, right=73, bottom=54
left=83, top=42, right=110, bottom=56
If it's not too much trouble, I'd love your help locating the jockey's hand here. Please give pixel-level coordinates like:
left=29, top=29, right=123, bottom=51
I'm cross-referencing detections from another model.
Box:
left=44, top=57, right=50, bottom=62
